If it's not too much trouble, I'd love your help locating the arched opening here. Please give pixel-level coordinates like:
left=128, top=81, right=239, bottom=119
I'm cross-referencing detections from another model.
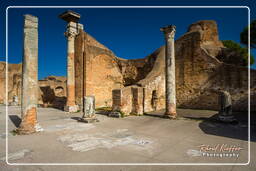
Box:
left=151, top=90, right=158, bottom=111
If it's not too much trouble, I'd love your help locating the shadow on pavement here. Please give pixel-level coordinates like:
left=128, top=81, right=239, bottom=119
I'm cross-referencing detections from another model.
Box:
left=145, top=108, right=255, bottom=142
left=70, top=117, right=81, bottom=121
left=185, top=112, right=256, bottom=142
left=9, top=115, right=21, bottom=128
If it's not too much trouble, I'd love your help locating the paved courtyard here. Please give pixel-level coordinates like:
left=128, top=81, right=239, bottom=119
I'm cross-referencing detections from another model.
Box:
left=0, top=105, right=255, bottom=170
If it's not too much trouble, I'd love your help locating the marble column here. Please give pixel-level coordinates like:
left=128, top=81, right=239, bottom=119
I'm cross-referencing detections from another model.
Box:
left=18, top=14, right=39, bottom=134
left=59, top=11, right=82, bottom=113
left=64, top=21, right=79, bottom=112
left=160, top=25, right=177, bottom=119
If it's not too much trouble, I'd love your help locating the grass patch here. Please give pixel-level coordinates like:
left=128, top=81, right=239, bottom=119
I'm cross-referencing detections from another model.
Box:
left=10, top=129, right=18, bottom=136
left=130, top=113, right=143, bottom=116
left=120, top=111, right=126, bottom=118
left=96, top=107, right=112, bottom=111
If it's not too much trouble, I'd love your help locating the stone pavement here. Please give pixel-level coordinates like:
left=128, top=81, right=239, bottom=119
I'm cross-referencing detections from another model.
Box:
left=0, top=106, right=255, bottom=171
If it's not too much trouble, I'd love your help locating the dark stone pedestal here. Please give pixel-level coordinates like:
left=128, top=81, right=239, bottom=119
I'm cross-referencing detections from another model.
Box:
left=162, top=114, right=177, bottom=119
left=108, top=111, right=121, bottom=118
left=218, top=115, right=237, bottom=123
left=78, top=117, right=99, bottom=123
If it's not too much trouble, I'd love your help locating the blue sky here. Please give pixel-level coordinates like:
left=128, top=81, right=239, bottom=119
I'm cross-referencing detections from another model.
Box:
left=1, top=0, right=255, bottom=79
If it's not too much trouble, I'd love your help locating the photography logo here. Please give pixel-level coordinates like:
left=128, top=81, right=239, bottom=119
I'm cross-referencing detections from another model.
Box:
left=187, top=144, right=243, bottom=158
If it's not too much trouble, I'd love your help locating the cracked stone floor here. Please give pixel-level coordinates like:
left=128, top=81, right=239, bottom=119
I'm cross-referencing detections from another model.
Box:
left=0, top=105, right=255, bottom=171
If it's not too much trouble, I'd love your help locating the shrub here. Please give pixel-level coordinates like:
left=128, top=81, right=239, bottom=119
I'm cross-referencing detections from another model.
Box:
left=222, top=40, right=254, bottom=65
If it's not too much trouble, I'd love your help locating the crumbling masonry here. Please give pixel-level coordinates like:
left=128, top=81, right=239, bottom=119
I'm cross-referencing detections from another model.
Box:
left=1, top=13, right=254, bottom=117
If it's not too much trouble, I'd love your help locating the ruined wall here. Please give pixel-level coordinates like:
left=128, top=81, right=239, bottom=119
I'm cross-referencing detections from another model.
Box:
left=112, top=87, right=132, bottom=114
left=74, top=32, right=124, bottom=108
left=0, top=62, right=5, bottom=104
left=38, top=76, right=66, bottom=109
left=116, top=55, right=156, bottom=86
left=74, top=30, right=85, bottom=109
left=138, top=20, right=255, bottom=112
left=0, top=63, right=67, bottom=108
left=0, top=62, right=22, bottom=104
left=113, top=20, right=255, bottom=114
left=1, top=20, right=254, bottom=113
left=112, top=86, right=144, bottom=115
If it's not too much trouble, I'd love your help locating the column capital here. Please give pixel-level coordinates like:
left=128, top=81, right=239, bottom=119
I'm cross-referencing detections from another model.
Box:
left=64, top=31, right=77, bottom=38
left=24, top=14, right=38, bottom=29
left=64, top=21, right=79, bottom=38
left=59, top=10, right=83, bottom=38
left=160, top=25, right=176, bottom=38
left=59, top=10, right=81, bottom=23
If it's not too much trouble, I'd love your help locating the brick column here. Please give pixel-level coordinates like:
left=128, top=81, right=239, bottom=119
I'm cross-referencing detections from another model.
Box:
left=18, top=15, right=39, bottom=134
left=161, top=25, right=177, bottom=119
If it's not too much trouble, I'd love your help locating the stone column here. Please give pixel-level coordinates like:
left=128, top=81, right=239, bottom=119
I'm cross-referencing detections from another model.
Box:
left=59, top=11, right=82, bottom=113
left=64, top=21, right=79, bottom=112
left=160, top=25, right=177, bottom=119
left=18, top=15, right=39, bottom=134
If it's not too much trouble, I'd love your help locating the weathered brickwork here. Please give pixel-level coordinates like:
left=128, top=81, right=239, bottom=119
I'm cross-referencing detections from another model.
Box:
left=74, top=32, right=123, bottom=108
left=1, top=20, right=255, bottom=115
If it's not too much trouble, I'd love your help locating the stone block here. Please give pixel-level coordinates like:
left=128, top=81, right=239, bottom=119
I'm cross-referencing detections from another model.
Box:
left=112, top=87, right=132, bottom=115
left=64, top=105, right=79, bottom=113
left=108, top=111, right=121, bottom=118
left=83, top=96, right=95, bottom=117
left=112, top=86, right=144, bottom=116
left=78, top=116, right=99, bottom=123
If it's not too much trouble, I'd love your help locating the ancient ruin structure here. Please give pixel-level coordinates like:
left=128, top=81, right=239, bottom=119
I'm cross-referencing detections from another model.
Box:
left=1, top=19, right=255, bottom=115
left=161, top=25, right=177, bottom=119
left=17, top=14, right=39, bottom=134
left=112, top=86, right=144, bottom=116
left=59, top=11, right=83, bottom=113
left=38, top=76, right=66, bottom=109
left=0, top=63, right=66, bottom=107
left=0, top=62, right=22, bottom=105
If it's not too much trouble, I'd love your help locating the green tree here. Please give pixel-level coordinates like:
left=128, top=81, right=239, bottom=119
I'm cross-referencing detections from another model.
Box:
left=222, top=40, right=254, bottom=65
left=240, top=20, right=256, bottom=48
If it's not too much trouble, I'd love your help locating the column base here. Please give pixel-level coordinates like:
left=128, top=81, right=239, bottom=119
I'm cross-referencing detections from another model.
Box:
left=218, top=115, right=236, bottom=123
left=78, top=116, right=99, bottom=123
left=109, top=111, right=121, bottom=118
left=163, top=113, right=177, bottom=119
left=64, top=105, right=79, bottom=113
left=16, top=128, right=36, bottom=135
left=16, top=124, right=36, bottom=135
left=9, top=102, right=18, bottom=106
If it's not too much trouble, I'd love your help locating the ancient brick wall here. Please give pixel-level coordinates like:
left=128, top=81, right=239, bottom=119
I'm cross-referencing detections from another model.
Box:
left=0, top=62, right=22, bottom=104
left=112, top=86, right=143, bottom=115
left=137, top=20, right=255, bottom=112
left=0, top=62, right=5, bottom=104
left=1, top=20, right=254, bottom=114
left=131, top=87, right=144, bottom=115
left=74, top=30, right=85, bottom=109
left=0, top=63, right=66, bottom=108
left=38, top=76, right=66, bottom=109
left=74, top=32, right=124, bottom=108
